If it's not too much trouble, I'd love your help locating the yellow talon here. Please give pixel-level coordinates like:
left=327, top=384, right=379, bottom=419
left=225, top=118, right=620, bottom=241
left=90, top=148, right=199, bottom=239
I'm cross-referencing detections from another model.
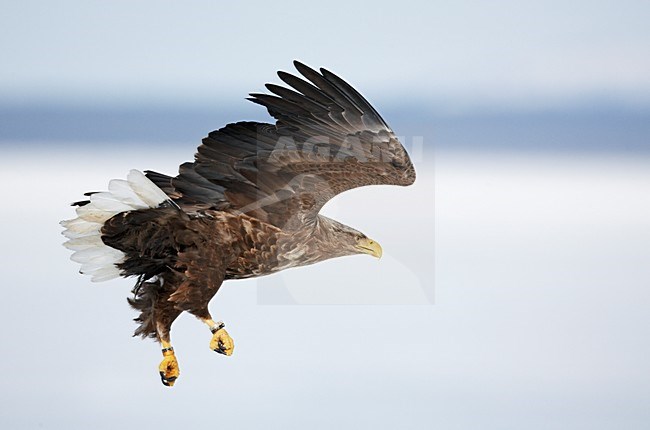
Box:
left=158, top=349, right=180, bottom=386
left=210, top=328, right=235, bottom=356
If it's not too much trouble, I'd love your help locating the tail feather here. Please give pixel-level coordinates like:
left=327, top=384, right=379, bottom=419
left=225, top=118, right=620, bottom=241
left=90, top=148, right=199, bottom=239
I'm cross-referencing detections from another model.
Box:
left=61, top=170, right=172, bottom=283
left=108, top=179, right=150, bottom=209
left=127, top=170, right=171, bottom=207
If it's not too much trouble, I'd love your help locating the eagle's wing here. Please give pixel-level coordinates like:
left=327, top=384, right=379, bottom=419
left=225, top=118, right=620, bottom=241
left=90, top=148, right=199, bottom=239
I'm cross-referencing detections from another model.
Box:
left=147, top=61, right=415, bottom=230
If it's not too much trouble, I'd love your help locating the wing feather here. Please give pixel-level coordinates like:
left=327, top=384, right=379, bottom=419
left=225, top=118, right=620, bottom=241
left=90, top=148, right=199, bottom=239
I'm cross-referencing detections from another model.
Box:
left=147, top=62, right=416, bottom=229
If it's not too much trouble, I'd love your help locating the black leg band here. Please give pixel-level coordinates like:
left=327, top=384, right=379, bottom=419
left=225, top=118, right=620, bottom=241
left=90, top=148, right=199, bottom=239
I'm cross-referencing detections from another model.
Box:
left=210, top=321, right=225, bottom=334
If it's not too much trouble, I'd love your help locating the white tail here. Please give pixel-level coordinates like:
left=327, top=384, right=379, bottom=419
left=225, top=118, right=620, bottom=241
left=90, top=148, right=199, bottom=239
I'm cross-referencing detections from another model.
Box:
left=61, top=170, right=170, bottom=282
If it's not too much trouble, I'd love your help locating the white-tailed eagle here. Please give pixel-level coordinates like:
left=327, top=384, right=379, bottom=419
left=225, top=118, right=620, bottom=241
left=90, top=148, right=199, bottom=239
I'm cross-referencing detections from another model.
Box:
left=61, top=61, right=416, bottom=386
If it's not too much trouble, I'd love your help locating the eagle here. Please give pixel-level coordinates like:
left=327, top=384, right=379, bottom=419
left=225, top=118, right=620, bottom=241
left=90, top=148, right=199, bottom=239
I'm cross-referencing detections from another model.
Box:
left=61, top=61, right=416, bottom=386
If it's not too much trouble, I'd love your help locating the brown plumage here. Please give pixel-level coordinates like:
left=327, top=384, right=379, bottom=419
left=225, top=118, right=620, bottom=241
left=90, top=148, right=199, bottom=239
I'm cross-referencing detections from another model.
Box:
left=61, top=61, right=416, bottom=385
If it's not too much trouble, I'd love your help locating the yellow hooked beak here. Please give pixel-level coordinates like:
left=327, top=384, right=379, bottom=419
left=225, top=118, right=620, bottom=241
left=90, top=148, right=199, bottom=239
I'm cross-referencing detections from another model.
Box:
left=355, top=237, right=383, bottom=259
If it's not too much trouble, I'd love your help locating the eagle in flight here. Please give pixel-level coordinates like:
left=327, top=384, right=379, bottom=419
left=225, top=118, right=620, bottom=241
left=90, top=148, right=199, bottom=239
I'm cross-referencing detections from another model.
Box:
left=61, top=61, right=416, bottom=386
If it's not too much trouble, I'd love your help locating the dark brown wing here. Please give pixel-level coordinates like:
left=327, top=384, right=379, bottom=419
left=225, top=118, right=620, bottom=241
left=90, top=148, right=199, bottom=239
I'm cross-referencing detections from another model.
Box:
left=147, top=61, right=416, bottom=230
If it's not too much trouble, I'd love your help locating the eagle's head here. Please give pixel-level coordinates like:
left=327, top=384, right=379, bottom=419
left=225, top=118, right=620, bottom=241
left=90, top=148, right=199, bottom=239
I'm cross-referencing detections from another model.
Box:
left=317, top=216, right=383, bottom=259
left=353, top=234, right=383, bottom=259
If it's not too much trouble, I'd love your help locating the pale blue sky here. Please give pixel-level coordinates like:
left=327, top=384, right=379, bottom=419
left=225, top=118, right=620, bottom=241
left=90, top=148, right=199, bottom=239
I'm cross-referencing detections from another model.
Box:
left=2, top=0, right=650, bottom=109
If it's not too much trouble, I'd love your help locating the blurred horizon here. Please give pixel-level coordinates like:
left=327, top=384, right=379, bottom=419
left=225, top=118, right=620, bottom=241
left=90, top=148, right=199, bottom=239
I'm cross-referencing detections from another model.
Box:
left=2, top=101, right=648, bottom=154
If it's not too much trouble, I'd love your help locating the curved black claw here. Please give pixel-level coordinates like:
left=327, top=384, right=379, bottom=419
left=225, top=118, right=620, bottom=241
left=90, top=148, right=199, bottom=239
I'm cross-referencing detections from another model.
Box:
left=160, top=371, right=178, bottom=387
left=213, top=340, right=227, bottom=355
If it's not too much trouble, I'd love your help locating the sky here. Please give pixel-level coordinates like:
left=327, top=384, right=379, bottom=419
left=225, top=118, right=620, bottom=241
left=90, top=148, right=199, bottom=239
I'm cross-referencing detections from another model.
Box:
left=2, top=0, right=650, bottom=110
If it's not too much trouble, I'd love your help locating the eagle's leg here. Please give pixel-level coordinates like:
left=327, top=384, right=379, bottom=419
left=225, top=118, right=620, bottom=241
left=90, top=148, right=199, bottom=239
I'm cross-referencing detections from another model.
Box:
left=156, top=319, right=181, bottom=387
left=200, top=316, right=235, bottom=356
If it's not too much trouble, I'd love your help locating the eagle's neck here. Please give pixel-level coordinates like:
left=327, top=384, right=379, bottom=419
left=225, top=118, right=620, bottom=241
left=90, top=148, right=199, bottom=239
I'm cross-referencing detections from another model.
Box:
left=311, top=216, right=359, bottom=257
left=273, top=216, right=359, bottom=271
